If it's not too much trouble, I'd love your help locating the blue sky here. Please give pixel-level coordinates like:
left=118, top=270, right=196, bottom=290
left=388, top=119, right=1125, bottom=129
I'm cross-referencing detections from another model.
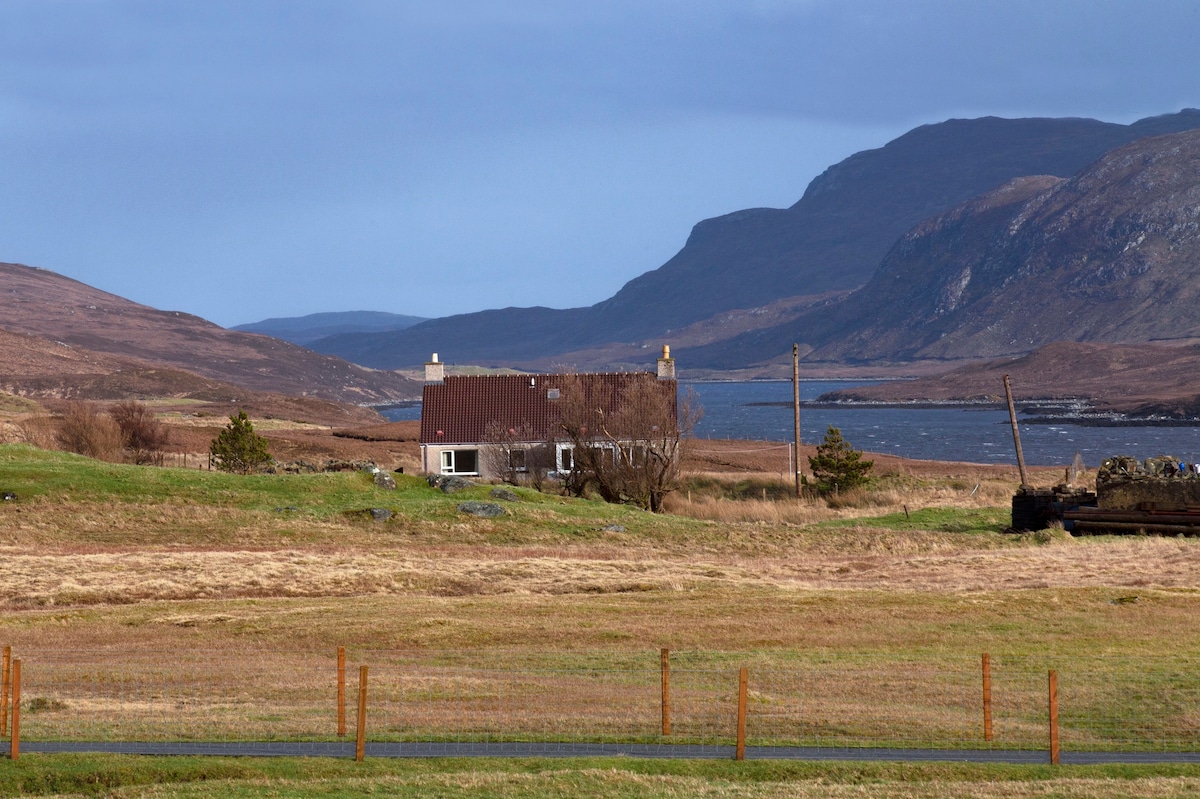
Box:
left=3, top=1, right=1199, bottom=327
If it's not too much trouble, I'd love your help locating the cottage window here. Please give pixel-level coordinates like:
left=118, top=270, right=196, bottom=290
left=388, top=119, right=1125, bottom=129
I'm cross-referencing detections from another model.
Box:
left=559, top=446, right=574, bottom=471
left=508, top=448, right=527, bottom=472
left=440, top=449, right=480, bottom=475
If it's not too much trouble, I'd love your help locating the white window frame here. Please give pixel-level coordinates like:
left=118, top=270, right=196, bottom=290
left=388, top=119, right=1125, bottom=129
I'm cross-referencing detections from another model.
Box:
left=557, top=445, right=574, bottom=472
left=440, top=448, right=480, bottom=475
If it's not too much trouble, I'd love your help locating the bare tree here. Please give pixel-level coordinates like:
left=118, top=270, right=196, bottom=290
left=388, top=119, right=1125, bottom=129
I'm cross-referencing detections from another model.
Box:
left=56, top=401, right=123, bottom=461
left=483, top=420, right=554, bottom=490
left=110, top=400, right=171, bottom=465
left=482, top=420, right=523, bottom=485
left=556, top=375, right=700, bottom=512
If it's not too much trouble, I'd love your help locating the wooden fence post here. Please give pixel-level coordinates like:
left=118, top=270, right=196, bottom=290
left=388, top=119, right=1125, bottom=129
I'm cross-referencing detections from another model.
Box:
left=982, top=652, right=993, bottom=741
left=355, top=665, right=368, bottom=762
left=735, top=666, right=748, bottom=761
left=660, top=648, right=671, bottom=736
left=1, top=645, right=10, bottom=738
left=337, top=647, right=347, bottom=737
left=1048, top=670, right=1059, bottom=765
left=9, top=659, right=18, bottom=760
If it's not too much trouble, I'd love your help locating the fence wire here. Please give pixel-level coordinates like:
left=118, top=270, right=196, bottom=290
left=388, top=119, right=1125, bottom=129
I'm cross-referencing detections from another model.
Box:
left=4, top=648, right=1200, bottom=754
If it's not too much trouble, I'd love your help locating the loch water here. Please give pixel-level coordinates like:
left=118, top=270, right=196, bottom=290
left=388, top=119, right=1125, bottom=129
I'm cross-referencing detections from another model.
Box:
left=684, top=381, right=1200, bottom=468
left=381, top=380, right=1200, bottom=468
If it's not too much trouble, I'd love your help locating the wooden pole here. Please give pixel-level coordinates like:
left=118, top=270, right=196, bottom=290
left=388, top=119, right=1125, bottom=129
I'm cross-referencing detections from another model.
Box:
left=355, top=665, right=368, bottom=762
left=1048, top=670, right=1059, bottom=765
left=982, top=653, right=993, bottom=742
left=1, top=645, right=9, bottom=738
left=660, top=648, right=671, bottom=736
left=9, top=660, right=18, bottom=760
left=1003, top=375, right=1030, bottom=488
left=735, top=666, right=748, bottom=761
left=793, top=343, right=802, bottom=498
left=337, top=646, right=347, bottom=737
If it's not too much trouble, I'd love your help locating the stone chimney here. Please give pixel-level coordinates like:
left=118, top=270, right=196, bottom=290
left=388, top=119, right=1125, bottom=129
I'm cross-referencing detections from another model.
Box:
left=656, top=344, right=675, bottom=380
left=425, top=353, right=444, bottom=384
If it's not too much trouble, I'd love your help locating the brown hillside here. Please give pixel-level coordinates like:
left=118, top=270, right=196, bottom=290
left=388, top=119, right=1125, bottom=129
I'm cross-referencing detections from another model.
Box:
left=0, top=262, right=419, bottom=405
left=0, top=325, right=388, bottom=428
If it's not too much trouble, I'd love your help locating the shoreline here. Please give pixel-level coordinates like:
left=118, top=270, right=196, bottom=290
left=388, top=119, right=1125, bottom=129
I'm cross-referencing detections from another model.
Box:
left=744, top=400, right=1200, bottom=427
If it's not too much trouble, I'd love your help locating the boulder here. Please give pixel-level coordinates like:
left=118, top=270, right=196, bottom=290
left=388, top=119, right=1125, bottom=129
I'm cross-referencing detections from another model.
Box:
left=489, top=487, right=519, bottom=502
left=457, top=501, right=506, bottom=518
left=427, top=475, right=475, bottom=494
left=368, top=508, right=393, bottom=521
left=372, top=470, right=397, bottom=490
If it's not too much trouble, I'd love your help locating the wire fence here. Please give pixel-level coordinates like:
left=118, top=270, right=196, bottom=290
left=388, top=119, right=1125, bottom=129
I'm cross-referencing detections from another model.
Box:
left=5, top=646, right=1200, bottom=759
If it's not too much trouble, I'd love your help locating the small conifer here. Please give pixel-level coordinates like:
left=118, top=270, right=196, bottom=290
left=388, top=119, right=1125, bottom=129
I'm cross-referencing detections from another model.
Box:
left=808, top=425, right=873, bottom=494
left=210, top=410, right=271, bottom=474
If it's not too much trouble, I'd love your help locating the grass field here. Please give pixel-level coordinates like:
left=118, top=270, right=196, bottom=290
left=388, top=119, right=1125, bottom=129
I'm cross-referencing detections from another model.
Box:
left=4, top=433, right=1200, bottom=796
left=7, top=756, right=1200, bottom=798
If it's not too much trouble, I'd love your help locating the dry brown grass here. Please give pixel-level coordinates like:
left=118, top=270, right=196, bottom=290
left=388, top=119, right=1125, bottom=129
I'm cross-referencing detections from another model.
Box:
left=3, top=532, right=1198, bottom=613
left=4, top=428, right=1200, bottom=707
left=666, top=454, right=1031, bottom=524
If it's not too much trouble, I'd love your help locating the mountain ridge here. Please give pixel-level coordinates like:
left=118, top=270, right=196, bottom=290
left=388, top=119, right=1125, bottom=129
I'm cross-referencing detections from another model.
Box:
left=311, top=109, right=1200, bottom=370
left=233, top=310, right=427, bottom=346
left=690, top=127, right=1200, bottom=368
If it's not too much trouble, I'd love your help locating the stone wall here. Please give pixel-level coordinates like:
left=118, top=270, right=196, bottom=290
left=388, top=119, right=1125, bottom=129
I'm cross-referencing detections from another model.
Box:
left=1096, top=455, right=1200, bottom=510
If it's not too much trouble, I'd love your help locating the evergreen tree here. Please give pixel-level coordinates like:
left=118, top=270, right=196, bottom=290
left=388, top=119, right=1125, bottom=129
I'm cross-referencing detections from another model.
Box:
left=209, top=410, right=271, bottom=474
left=808, top=426, right=873, bottom=494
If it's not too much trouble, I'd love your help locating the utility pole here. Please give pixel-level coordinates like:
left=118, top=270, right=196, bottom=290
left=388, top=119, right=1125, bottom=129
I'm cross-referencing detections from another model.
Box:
left=793, top=343, right=802, bottom=498
left=1004, top=374, right=1030, bottom=488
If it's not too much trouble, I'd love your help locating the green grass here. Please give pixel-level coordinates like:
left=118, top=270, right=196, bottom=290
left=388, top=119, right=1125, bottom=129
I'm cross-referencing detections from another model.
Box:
left=0, top=393, right=41, bottom=414
left=814, top=506, right=1011, bottom=535
left=0, top=443, right=707, bottom=547
left=4, top=756, right=1200, bottom=798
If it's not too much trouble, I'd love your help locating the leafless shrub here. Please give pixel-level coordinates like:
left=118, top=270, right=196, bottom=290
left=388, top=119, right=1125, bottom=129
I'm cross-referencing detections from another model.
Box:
left=110, top=400, right=171, bottom=465
left=15, top=414, right=59, bottom=449
left=56, top=401, right=123, bottom=461
left=483, top=421, right=554, bottom=490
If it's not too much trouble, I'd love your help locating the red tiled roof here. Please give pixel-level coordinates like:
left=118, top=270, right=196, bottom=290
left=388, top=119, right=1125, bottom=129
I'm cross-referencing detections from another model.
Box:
left=419, top=372, right=676, bottom=445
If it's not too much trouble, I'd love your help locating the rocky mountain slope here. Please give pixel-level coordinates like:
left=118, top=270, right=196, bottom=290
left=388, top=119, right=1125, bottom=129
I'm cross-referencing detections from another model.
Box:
left=692, top=127, right=1200, bottom=368
left=313, top=110, right=1200, bottom=370
left=0, top=263, right=419, bottom=405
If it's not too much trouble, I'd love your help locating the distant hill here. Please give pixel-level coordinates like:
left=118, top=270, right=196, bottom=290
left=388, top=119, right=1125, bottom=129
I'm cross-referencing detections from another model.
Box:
left=689, top=127, right=1200, bottom=368
left=311, top=110, right=1200, bottom=370
left=0, top=263, right=420, bottom=405
left=233, top=311, right=427, bottom=346
left=818, top=340, right=1200, bottom=419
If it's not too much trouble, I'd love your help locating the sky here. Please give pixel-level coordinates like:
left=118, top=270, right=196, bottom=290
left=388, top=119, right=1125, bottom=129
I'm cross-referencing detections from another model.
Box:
left=3, top=1, right=1199, bottom=328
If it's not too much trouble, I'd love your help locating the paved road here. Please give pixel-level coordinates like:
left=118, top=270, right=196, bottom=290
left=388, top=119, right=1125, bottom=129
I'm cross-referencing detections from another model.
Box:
left=18, top=740, right=1200, bottom=764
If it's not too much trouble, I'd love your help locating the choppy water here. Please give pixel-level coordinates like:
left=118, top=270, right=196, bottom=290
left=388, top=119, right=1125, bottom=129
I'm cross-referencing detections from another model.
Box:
left=685, top=381, right=1200, bottom=467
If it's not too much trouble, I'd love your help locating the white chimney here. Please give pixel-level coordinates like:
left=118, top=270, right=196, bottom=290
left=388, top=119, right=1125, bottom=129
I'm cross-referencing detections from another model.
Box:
left=425, top=353, right=444, bottom=383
